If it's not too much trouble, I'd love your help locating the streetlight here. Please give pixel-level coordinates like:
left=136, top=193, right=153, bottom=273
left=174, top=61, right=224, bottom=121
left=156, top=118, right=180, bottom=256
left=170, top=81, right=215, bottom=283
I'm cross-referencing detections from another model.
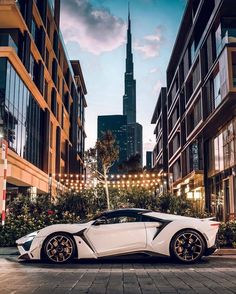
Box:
left=0, top=132, right=8, bottom=226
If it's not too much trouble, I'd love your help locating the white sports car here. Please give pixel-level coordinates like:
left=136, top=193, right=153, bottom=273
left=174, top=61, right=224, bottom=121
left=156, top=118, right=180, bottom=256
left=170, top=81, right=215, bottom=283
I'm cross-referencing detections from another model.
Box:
left=16, top=208, right=219, bottom=264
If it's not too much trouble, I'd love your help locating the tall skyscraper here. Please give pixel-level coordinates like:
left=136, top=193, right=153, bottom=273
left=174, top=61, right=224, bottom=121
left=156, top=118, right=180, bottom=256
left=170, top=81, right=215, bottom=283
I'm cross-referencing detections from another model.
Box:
left=123, top=6, right=136, bottom=124
left=123, top=6, right=143, bottom=165
left=97, top=5, right=143, bottom=172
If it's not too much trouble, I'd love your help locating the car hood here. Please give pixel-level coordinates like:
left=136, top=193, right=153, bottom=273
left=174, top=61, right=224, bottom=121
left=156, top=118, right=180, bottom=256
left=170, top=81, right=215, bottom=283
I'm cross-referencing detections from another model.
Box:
left=37, top=221, right=94, bottom=237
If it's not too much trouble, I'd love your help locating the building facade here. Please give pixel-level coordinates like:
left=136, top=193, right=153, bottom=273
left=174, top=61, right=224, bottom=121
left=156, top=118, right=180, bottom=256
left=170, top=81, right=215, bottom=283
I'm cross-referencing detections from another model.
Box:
left=151, top=87, right=168, bottom=174
left=97, top=115, right=127, bottom=174
left=145, top=151, right=153, bottom=170
left=0, top=0, right=87, bottom=201
left=153, top=0, right=236, bottom=220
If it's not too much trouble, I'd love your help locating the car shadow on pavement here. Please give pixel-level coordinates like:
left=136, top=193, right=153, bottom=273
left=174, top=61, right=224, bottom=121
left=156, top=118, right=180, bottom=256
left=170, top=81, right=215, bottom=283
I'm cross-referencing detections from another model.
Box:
left=7, top=255, right=215, bottom=269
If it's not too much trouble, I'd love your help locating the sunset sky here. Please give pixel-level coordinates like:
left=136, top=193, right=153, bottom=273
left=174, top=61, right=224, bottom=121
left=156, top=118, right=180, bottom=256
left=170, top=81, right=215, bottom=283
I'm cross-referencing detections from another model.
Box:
left=60, top=0, right=186, bottom=161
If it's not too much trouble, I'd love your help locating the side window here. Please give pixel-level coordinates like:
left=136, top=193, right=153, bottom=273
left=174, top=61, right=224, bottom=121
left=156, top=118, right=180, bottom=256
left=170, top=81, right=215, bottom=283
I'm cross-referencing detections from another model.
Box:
left=141, top=215, right=159, bottom=222
left=106, top=215, right=138, bottom=224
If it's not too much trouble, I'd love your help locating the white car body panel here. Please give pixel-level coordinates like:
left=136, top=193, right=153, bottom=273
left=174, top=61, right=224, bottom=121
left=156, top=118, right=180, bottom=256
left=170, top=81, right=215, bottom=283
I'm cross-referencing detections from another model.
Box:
left=86, top=222, right=146, bottom=257
left=16, top=209, right=219, bottom=262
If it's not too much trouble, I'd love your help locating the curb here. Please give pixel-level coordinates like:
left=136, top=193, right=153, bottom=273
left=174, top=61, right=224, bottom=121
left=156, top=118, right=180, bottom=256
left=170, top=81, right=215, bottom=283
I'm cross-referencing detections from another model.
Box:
left=0, top=248, right=236, bottom=256
left=213, top=248, right=236, bottom=255
left=0, top=247, right=18, bottom=255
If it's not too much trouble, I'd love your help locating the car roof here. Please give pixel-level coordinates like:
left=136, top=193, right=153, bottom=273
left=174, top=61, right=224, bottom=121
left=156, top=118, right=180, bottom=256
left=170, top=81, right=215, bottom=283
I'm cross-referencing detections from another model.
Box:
left=93, top=208, right=152, bottom=219
left=103, top=208, right=152, bottom=214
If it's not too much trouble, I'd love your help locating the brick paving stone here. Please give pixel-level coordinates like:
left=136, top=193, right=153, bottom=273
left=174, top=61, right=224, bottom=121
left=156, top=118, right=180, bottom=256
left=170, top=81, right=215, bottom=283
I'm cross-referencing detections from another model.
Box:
left=0, top=256, right=236, bottom=293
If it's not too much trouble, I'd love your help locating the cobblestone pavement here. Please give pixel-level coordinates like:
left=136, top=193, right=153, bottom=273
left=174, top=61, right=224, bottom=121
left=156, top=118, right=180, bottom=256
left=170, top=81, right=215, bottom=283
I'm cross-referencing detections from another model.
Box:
left=0, top=255, right=236, bottom=294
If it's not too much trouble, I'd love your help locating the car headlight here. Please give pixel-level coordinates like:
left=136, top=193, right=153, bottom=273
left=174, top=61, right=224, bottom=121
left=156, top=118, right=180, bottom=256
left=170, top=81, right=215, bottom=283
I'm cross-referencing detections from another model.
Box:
left=16, top=230, right=40, bottom=248
left=23, top=231, right=40, bottom=241
left=25, top=231, right=39, bottom=238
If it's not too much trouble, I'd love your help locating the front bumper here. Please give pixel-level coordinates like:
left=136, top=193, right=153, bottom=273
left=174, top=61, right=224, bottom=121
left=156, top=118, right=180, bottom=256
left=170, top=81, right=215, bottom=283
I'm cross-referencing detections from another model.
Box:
left=16, top=234, right=43, bottom=260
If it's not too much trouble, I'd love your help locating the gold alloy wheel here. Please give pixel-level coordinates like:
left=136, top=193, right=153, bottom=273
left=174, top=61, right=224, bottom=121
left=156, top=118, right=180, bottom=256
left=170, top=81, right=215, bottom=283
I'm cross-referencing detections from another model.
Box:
left=45, top=234, right=74, bottom=263
left=173, top=231, right=203, bottom=261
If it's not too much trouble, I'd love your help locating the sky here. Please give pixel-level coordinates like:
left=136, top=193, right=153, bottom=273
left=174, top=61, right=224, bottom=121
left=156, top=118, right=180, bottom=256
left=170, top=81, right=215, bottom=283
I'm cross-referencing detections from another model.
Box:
left=60, top=0, right=186, bottom=163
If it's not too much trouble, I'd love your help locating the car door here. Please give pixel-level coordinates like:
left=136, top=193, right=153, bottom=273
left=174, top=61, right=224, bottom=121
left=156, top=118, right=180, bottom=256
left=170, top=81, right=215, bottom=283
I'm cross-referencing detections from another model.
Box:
left=85, top=213, right=146, bottom=257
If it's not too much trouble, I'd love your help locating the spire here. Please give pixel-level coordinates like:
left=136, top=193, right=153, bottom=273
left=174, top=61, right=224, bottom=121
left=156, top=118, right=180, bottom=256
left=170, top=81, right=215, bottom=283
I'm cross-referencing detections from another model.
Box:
left=123, top=2, right=136, bottom=124
left=126, top=2, right=133, bottom=74
left=128, top=2, right=130, bottom=29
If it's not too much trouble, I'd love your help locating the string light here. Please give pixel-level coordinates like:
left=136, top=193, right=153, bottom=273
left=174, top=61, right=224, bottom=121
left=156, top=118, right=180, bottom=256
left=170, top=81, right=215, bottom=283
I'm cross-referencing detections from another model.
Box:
left=49, top=172, right=169, bottom=192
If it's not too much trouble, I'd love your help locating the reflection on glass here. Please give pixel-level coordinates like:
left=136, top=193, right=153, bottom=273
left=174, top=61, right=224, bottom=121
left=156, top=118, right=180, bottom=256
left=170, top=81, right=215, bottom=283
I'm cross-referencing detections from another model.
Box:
left=2, top=59, right=43, bottom=169
left=213, top=72, right=221, bottom=108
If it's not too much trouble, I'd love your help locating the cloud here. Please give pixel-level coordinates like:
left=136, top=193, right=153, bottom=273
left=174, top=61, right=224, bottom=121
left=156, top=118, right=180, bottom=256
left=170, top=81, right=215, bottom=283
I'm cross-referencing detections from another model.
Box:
left=134, top=25, right=165, bottom=58
left=149, top=67, right=158, bottom=73
left=60, top=0, right=126, bottom=55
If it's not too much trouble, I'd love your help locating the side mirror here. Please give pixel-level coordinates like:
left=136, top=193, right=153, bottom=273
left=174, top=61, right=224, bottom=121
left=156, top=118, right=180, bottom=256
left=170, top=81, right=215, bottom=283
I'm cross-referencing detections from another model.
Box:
left=93, top=218, right=107, bottom=226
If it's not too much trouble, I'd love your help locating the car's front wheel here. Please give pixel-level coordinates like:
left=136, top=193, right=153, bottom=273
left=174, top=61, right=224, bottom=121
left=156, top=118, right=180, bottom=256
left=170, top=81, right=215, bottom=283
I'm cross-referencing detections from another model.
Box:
left=43, top=233, right=76, bottom=263
left=170, top=230, right=205, bottom=263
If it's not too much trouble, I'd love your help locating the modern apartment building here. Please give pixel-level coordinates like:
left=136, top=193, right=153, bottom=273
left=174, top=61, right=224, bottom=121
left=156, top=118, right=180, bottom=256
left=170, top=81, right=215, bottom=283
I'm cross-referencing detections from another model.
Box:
left=151, top=87, right=168, bottom=174
left=156, top=0, right=236, bottom=220
left=0, top=0, right=87, bottom=201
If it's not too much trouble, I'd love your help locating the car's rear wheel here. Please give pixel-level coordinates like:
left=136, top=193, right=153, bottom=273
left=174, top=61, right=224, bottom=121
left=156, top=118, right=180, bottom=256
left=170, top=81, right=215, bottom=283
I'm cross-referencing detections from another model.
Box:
left=170, top=230, right=205, bottom=263
left=43, top=233, right=76, bottom=263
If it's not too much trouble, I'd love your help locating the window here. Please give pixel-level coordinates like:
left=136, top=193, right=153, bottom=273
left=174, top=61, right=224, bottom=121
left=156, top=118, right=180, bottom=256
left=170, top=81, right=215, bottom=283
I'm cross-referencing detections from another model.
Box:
left=215, top=23, right=222, bottom=57
left=214, top=133, right=224, bottom=172
left=3, top=59, right=43, bottom=168
left=169, top=104, right=179, bottom=132
left=44, top=80, right=48, bottom=102
left=48, top=0, right=55, bottom=15
left=213, top=71, right=221, bottom=108
left=46, top=49, right=49, bottom=70
left=187, top=97, right=202, bottom=135
left=97, top=213, right=139, bottom=224
left=31, top=18, right=38, bottom=42
left=223, top=123, right=234, bottom=169
left=190, top=40, right=195, bottom=65
left=169, top=132, right=180, bottom=159
left=29, top=54, right=35, bottom=80
left=172, top=159, right=181, bottom=182
left=232, top=52, right=236, bottom=87
left=106, top=216, right=137, bottom=224
left=186, top=140, right=202, bottom=174
left=61, top=106, right=64, bottom=129
left=50, top=121, right=53, bottom=148
left=47, top=17, right=51, bottom=38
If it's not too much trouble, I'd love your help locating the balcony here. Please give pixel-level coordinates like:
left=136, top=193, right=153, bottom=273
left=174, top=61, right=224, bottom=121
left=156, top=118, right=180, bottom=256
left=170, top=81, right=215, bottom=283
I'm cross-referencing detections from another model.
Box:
left=0, top=0, right=25, bottom=33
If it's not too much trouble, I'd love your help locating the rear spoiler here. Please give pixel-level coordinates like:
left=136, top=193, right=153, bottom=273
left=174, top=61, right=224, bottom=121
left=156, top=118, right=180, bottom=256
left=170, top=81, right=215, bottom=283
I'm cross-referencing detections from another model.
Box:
left=201, top=217, right=217, bottom=221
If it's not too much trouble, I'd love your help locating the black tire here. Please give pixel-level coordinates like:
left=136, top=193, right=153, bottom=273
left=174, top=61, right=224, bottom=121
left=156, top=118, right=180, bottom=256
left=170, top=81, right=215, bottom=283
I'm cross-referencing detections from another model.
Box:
left=43, top=232, right=76, bottom=263
left=170, top=229, right=205, bottom=263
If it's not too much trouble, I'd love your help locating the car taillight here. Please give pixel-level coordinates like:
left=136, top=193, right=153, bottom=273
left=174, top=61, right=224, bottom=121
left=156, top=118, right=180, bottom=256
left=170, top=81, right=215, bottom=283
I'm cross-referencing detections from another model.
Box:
left=210, top=223, right=220, bottom=227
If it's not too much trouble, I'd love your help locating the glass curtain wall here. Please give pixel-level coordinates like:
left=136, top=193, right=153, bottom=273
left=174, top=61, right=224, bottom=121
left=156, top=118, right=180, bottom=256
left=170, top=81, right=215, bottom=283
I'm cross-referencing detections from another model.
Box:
left=1, top=57, right=43, bottom=169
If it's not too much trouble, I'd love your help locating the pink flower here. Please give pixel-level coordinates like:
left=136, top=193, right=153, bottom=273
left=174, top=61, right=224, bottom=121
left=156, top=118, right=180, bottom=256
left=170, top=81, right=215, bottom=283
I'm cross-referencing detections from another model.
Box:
left=47, top=210, right=54, bottom=215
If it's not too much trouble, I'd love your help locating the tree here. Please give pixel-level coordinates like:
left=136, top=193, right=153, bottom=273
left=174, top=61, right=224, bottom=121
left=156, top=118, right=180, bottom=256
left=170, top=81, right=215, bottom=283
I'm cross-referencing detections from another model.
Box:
left=85, top=131, right=119, bottom=210
left=119, top=153, right=142, bottom=173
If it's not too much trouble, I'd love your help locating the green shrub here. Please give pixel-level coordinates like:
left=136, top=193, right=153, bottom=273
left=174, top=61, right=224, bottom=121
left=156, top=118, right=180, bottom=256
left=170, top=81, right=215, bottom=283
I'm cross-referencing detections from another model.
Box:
left=0, top=188, right=219, bottom=247
left=217, top=221, right=236, bottom=248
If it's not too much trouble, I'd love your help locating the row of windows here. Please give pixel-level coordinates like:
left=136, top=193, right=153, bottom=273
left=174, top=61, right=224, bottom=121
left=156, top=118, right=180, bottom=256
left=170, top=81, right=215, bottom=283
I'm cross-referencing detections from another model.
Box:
left=168, top=14, right=235, bottom=111
left=0, top=58, right=43, bottom=168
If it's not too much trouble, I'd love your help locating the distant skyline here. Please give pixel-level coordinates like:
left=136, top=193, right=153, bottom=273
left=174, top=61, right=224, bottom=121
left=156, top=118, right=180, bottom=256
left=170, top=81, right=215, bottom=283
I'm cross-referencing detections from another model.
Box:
left=60, top=0, right=186, bottom=157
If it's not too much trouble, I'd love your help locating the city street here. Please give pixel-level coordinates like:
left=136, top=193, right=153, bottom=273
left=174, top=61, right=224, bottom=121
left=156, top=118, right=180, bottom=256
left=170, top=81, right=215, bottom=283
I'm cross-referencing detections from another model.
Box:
left=0, top=255, right=236, bottom=293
